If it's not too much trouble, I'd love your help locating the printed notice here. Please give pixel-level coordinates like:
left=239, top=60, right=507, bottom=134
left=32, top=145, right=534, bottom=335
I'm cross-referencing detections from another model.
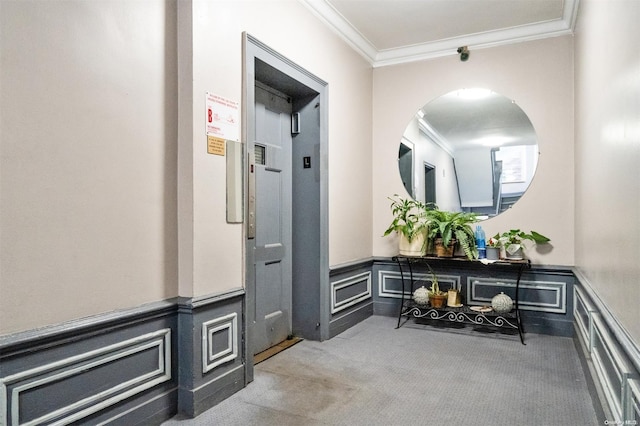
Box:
left=205, top=92, right=239, bottom=142
left=207, top=135, right=225, bottom=156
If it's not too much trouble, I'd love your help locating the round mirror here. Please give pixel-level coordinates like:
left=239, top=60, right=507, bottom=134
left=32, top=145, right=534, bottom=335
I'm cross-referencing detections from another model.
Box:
left=399, top=88, right=538, bottom=219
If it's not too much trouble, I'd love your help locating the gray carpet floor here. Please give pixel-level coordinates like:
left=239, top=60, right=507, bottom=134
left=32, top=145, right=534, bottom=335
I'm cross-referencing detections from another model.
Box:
left=164, top=315, right=599, bottom=425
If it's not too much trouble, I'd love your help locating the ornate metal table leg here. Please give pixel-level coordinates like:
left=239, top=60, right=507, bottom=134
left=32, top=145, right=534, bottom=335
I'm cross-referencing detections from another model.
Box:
left=395, top=256, right=405, bottom=328
left=515, top=261, right=530, bottom=345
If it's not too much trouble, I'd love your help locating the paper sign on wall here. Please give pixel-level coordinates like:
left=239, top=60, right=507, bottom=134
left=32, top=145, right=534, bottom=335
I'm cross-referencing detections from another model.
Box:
left=205, top=92, right=239, bottom=155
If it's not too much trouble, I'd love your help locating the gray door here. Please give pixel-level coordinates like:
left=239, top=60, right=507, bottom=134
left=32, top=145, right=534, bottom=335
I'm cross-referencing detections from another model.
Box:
left=252, top=83, right=292, bottom=354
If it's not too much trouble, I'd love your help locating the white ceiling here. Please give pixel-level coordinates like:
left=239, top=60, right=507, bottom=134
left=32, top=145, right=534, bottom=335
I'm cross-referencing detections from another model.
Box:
left=301, top=0, right=579, bottom=67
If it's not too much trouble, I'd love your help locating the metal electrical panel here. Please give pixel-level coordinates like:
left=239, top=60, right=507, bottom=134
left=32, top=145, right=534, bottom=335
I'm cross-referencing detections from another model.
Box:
left=226, top=140, right=243, bottom=223
left=247, top=147, right=256, bottom=239
left=291, top=112, right=301, bottom=134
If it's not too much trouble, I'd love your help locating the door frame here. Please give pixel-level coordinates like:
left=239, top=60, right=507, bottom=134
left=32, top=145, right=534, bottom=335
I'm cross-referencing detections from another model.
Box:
left=242, top=33, right=329, bottom=383
left=424, top=161, right=436, bottom=205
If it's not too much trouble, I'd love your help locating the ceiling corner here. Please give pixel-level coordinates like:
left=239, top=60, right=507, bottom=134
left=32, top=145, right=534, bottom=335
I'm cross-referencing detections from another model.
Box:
left=300, top=0, right=580, bottom=68
left=299, top=0, right=378, bottom=64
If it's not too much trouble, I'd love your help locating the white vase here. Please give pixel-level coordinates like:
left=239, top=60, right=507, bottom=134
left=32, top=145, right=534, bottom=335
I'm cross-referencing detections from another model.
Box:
left=413, top=286, right=429, bottom=305
left=491, top=292, right=514, bottom=313
left=399, top=231, right=426, bottom=256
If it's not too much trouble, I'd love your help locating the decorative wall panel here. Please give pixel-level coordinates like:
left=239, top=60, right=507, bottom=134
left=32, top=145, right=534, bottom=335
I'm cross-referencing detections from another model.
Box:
left=573, top=275, right=640, bottom=425
left=591, top=314, right=638, bottom=423
left=329, top=261, right=375, bottom=338
left=202, top=313, right=238, bottom=373
left=467, top=277, right=567, bottom=313
left=574, top=286, right=596, bottom=352
left=627, top=379, right=640, bottom=423
left=331, top=272, right=371, bottom=313
left=0, top=329, right=171, bottom=425
left=378, top=270, right=460, bottom=299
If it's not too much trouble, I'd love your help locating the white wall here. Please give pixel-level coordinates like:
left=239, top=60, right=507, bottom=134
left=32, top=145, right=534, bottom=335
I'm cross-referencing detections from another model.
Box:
left=373, top=36, right=575, bottom=266
left=184, top=0, right=373, bottom=296
left=574, top=0, right=640, bottom=344
left=0, top=0, right=373, bottom=335
left=1, top=0, right=179, bottom=334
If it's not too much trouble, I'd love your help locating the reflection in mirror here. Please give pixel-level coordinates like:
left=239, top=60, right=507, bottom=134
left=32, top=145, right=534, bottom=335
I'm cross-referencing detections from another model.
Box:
left=399, top=88, right=538, bottom=219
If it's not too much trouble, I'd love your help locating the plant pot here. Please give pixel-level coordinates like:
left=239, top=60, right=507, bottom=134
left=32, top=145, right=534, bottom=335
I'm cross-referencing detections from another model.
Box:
left=429, top=293, right=447, bottom=308
left=399, top=231, right=427, bottom=257
left=486, top=247, right=500, bottom=260
left=505, top=247, right=524, bottom=260
left=434, top=238, right=455, bottom=257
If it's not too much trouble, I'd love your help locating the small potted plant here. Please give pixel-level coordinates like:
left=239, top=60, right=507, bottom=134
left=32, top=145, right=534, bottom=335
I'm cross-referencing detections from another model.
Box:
left=425, top=208, right=478, bottom=260
left=494, top=229, right=550, bottom=260
left=383, top=195, right=429, bottom=256
left=422, top=262, right=448, bottom=308
left=428, top=280, right=447, bottom=308
left=486, top=237, right=501, bottom=260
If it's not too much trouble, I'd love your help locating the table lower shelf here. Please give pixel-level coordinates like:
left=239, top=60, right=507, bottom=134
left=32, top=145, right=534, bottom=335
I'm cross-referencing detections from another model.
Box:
left=398, top=303, right=525, bottom=344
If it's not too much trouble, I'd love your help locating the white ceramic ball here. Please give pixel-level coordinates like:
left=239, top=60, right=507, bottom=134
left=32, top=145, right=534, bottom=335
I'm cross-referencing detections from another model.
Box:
left=491, top=292, right=514, bottom=313
left=413, top=286, right=430, bottom=305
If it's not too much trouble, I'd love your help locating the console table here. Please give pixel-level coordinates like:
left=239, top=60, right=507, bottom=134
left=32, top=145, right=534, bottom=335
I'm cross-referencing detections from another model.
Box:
left=393, top=256, right=531, bottom=344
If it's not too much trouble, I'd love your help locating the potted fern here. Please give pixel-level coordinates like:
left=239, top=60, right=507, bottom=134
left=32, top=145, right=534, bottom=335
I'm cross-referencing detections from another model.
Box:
left=383, top=195, right=429, bottom=256
left=425, top=208, right=478, bottom=260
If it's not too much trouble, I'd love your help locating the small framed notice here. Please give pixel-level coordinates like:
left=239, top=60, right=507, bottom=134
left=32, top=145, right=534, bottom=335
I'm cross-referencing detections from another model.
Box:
left=205, top=92, right=239, bottom=156
left=207, top=135, right=226, bottom=156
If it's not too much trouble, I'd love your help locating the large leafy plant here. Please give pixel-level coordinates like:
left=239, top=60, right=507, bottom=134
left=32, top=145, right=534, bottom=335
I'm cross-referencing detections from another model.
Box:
left=425, top=209, right=478, bottom=260
left=383, top=195, right=429, bottom=242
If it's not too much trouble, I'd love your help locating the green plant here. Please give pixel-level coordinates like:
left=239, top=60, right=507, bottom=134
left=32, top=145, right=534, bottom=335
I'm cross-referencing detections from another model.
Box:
left=424, top=262, right=445, bottom=296
left=429, top=281, right=445, bottom=296
left=494, top=229, right=550, bottom=256
left=425, top=209, right=479, bottom=260
left=383, top=195, right=428, bottom=242
left=486, top=237, right=501, bottom=248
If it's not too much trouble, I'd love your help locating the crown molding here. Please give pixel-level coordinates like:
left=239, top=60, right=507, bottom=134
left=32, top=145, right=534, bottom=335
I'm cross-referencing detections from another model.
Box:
left=300, top=0, right=580, bottom=68
left=299, top=0, right=378, bottom=62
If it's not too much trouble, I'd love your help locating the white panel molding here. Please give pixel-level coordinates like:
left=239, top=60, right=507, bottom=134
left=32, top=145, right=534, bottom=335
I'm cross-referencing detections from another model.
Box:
left=467, top=277, right=567, bottom=313
left=202, top=313, right=238, bottom=374
left=378, top=270, right=403, bottom=299
left=574, top=286, right=597, bottom=353
left=573, top=268, right=640, bottom=374
left=627, top=378, right=640, bottom=422
left=573, top=272, right=640, bottom=424
left=591, top=314, right=639, bottom=423
left=0, top=329, right=172, bottom=426
left=378, top=270, right=459, bottom=299
left=331, top=272, right=371, bottom=314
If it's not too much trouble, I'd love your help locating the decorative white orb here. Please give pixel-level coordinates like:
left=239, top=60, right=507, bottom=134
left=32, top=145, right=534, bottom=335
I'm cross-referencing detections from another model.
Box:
left=491, top=292, right=514, bottom=314
left=413, top=286, right=430, bottom=305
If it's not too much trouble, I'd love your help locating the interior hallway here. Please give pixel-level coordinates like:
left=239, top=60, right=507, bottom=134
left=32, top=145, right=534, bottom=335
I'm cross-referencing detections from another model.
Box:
left=164, top=315, right=599, bottom=425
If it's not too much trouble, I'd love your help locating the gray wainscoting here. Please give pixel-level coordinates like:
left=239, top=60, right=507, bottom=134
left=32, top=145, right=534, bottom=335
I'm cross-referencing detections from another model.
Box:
left=0, top=301, right=178, bottom=425
left=177, top=290, right=245, bottom=418
left=329, top=259, right=374, bottom=338
left=0, top=290, right=246, bottom=424
left=4, top=262, right=638, bottom=424
left=573, top=271, right=640, bottom=425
